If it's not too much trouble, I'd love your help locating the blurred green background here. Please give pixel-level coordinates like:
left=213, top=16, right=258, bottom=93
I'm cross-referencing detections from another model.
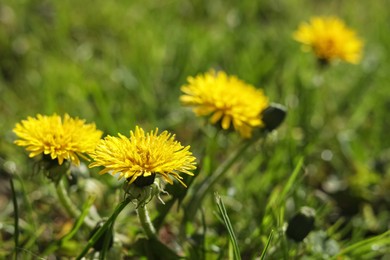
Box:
left=1, top=0, right=390, bottom=258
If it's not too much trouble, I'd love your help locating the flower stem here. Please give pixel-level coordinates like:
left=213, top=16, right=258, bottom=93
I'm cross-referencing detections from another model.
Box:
left=76, top=196, right=132, bottom=259
left=137, top=205, right=157, bottom=239
left=55, top=177, right=95, bottom=228
left=56, top=177, right=81, bottom=218
left=184, top=139, right=254, bottom=222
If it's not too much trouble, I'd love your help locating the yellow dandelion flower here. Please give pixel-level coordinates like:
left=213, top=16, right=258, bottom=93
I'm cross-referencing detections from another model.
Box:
left=180, top=70, right=269, bottom=138
left=89, top=126, right=197, bottom=187
left=13, top=114, right=103, bottom=165
left=293, top=16, right=363, bottom=64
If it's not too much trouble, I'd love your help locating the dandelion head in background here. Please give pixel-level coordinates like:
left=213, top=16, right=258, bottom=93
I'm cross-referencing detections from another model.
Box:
left=180, top=70, right=269, bottom=138
left=89, top=126, right=197, bottom=188
left=293, top=16, right=363, bottom=65
left=13, top=114, right=103, bottom=166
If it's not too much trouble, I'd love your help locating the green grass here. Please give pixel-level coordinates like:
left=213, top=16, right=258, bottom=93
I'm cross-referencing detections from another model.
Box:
left=1, top=0, right=390, bottom=259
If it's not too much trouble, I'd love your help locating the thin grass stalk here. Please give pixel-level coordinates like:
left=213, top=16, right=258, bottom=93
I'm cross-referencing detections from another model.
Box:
left=215, top=193, right=241, bottom=260
left=329, top=229, right=390, bottom=259
left=15, top=173, right=37, bottom=240
left=279, top=157, right=304, bottom=201
left=259, top=230, right=274, bottom=260
left=10, top=176, right=19, bottom=260
left=42, top=196, right=95, bottom=256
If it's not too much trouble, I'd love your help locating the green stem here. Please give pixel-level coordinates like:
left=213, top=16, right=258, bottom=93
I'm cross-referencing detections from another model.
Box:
left=76, top=196, right=132, bottom=259
left=56, top=178, right=81, bottom=218
left=55, top=177, right=95, bottom=228
left=184, top=139, right=254, bottom=222
left=10, top=177, right=19, bottom=260
left=137, top=205, right=157, bottom=239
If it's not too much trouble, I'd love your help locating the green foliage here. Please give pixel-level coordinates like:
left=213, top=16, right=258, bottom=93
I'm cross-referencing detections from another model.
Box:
left=1, top=0, right=390, bottom=259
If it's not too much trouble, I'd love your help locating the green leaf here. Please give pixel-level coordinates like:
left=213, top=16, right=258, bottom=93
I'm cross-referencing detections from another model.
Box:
left=133, top=238, right=181, bottom=259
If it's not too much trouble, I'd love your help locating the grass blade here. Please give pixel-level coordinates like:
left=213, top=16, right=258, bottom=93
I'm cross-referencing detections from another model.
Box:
left=10, top=176, right=19, bottom=260
left=259, top=230, right=274, bottom=260
left=215, top=193, right=241, bottom=260
left=279, top=157, right=304, bottom=201
left=42, top=196, right=96, bottom=256
left=63, top=196, right=96, bottom=241
left=329, top=230, right=390, bottom=259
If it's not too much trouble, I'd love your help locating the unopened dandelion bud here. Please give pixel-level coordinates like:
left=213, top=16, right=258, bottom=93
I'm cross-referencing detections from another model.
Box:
left=286, top=206, right=315, bottom=242
left=123, top=181, right=143, bottom=200
left=40, top=155, right=71, bottom=184
left=261, top=103, right=287, bottom=132
left=123, top=179, right=166, bottom=207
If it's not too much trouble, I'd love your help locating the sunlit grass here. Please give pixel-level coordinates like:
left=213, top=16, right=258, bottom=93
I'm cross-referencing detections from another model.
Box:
left=1, top=0, right=390, bottom=259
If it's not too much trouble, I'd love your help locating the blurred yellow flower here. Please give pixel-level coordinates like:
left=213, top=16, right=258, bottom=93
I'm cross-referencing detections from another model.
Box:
left=293, top=16, right=363, bottom=64
left=89, top=126, right=197, bottom=187
left=180, top=70, right=269, bottom=138
left=13, top=114, right=103, bottom=165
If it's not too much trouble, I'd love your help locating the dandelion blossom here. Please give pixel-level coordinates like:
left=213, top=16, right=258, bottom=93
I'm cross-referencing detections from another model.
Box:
left=293, top=16, right=363, bottom=64
left=180, top=70, right=269, bottom=138
left=89, top=126, right=197, bottom=187
left=13, top=114, right=103, bottom=165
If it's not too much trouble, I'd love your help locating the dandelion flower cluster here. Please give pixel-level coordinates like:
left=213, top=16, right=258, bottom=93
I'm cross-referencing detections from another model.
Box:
left=13, top=114, right=103, bottom=165
left=180, top=70, right=269, bottom=138
left=293, top=16, right=363, bottom=64
left=89, top=126, right=197, bottom=187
